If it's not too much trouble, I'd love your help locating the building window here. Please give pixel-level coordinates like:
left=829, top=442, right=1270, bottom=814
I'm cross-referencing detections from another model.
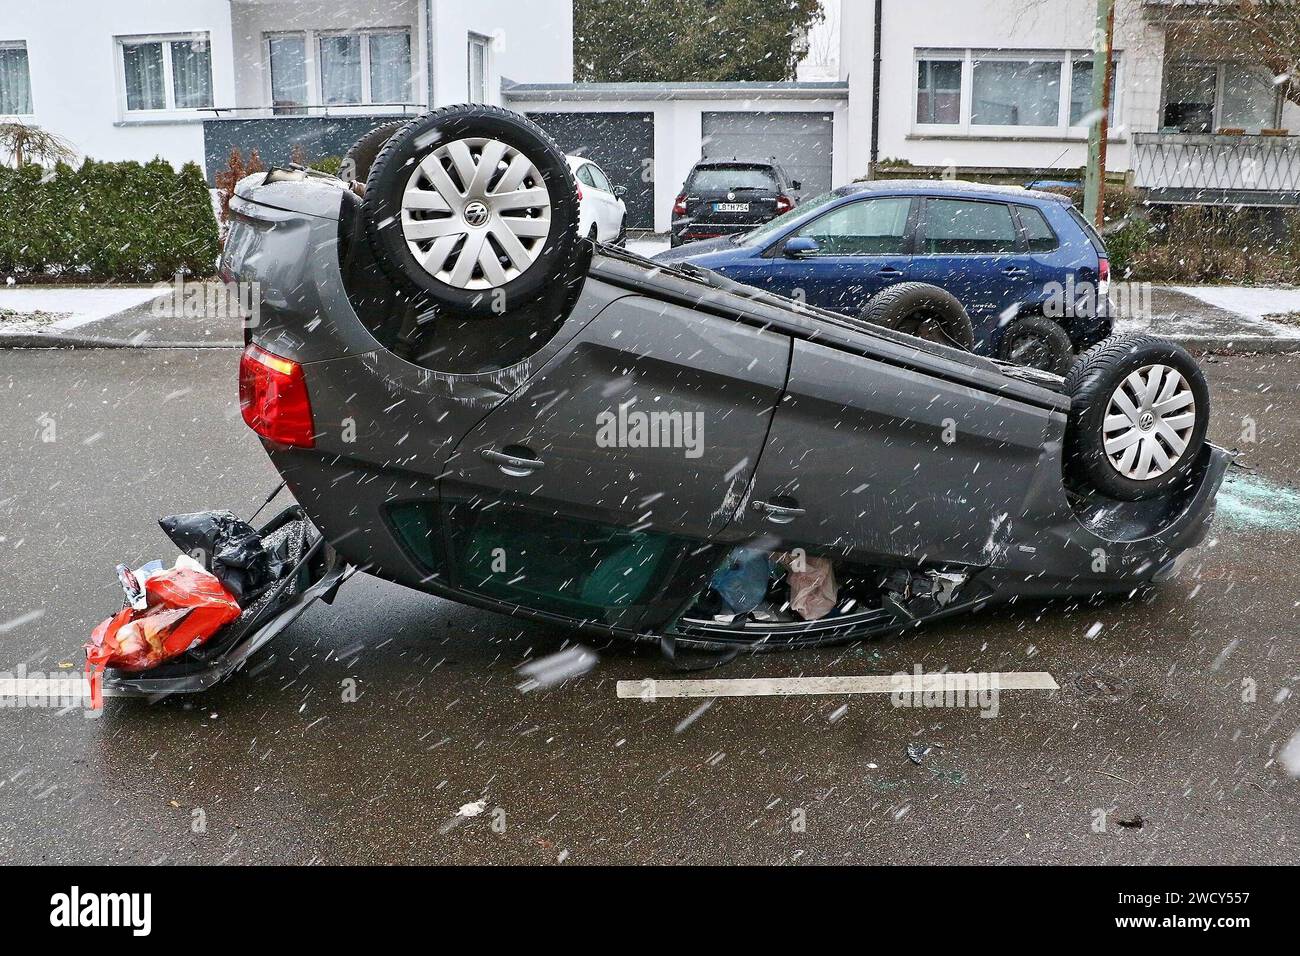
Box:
left=468, top=34, right=490, bottom=102
left=914, top=49, right=1120, bottom=137
left=0, top=41, right=33, bottom=115
left=118, top=34, right=212, bottom=113
left=1069, top=58, right=1117, bottom=126
left=272, top=29, right=411, bottom=109
left=972, top=57, right=1061, bottom=127
left=268, top=34, right=308, bottom=113
left=1162, top=63, right=1217, bottom=133
left=1163, top=61, right=1280, bottom=134
left=916, top=59, right=962, bottom=125
left=319, top=30, right=410, bottom=105
left=369, top=32, right=411, bottom=103
left=319, top=34, right=363, bottom=104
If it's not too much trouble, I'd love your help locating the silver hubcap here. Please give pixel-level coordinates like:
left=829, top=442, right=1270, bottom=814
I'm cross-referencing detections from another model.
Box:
left=400, top=137, right=552, bottom=290
left=1102, top=363, right=1196, bottom=481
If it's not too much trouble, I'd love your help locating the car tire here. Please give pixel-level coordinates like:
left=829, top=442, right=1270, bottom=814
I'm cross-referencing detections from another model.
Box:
left=615, top=216, right=627, bottom=247
left=362, top=104, right=582, bottom=316
left=1000, top=314, right=1075, bottom=375
left=858, top=282, right=975, bottom=350
left=1063, top=333, right=1210, bottom=501
left=338, top=120, right=406, bottom=184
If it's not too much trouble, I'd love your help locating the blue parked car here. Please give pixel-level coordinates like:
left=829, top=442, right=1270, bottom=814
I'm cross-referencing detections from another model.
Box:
left=654, top=180, right=1112, bottom=374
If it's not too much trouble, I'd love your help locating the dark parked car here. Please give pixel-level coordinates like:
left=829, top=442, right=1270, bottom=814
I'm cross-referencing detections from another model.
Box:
left=670, top=159, right=801, bottom=247
left=103, top=106, right=1226, bottom=693
left=656, top=181, right=1112, bottom=374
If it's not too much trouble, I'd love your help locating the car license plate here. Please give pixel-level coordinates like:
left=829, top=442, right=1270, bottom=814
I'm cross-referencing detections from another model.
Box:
left=714, top=202, right=750, bottom=213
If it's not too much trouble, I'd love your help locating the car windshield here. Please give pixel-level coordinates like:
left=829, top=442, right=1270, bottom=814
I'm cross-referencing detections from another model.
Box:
left=689, top=166, right=778, bottom=191
left=737, top=190, right=838, bottom=247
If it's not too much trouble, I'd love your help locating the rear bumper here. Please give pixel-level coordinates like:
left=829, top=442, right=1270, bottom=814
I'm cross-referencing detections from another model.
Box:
left=670, top=219, right=756, bottom=245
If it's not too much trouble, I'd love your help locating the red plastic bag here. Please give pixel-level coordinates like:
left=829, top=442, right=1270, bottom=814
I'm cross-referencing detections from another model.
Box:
left=85, top=564, right=242, bottom=672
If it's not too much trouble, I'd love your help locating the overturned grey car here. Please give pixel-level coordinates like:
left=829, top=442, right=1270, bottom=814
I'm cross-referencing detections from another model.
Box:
left=204, top=105, right=1226, bottom=660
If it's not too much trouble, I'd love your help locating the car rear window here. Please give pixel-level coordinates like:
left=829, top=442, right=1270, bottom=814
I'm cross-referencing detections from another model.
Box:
left=1066, top=206, right=1108, bottom=255
left=689, top=166, right=778, bottom=191
left=919, top=199, right=1019, bottom=255
left=1017, top=205, right=1059, bottom=252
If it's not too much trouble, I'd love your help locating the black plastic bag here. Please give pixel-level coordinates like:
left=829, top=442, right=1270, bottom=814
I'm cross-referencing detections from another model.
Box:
left=159, top=510, right=288, bottom=602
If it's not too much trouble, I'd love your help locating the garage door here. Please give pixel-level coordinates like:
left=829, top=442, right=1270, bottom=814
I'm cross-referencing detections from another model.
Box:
left=701, top=111, right=833, bottom=201
left=526, top=112, right=655, bottom=229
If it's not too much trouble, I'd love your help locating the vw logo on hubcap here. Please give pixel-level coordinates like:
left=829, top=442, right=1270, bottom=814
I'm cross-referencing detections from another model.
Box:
left=463, top=200, right=490, bottom=227
left=1138, top=411, right=1156, bottom=431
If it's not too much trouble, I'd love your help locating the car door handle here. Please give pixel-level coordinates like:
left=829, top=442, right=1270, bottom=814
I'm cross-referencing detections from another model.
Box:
left=877, top=266, right=904, bottom=275
left=753, top=499, right=805, bottom=524
left=1002, top=266, right=1029, bottom=276
left=481, top=447, right=545, bottom=476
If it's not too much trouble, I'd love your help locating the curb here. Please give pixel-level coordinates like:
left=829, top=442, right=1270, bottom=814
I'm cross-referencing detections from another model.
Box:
left=0, top=332, right=241, bottom=349
left=1171, top=336, right=1300, bottom=356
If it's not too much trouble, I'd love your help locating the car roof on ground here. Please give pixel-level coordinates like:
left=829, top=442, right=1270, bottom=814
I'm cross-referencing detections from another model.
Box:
left=833, top=179, right=1072, bottom=205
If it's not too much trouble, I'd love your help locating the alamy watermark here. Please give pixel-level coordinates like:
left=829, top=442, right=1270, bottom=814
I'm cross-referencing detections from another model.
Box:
left=151, top=274, right=260, bottom=328
left=891, top=665, right=1000, bottom=718
left=1043, top=275, right=1152, bottom=321
left=596, top=401, right=704, bottom=459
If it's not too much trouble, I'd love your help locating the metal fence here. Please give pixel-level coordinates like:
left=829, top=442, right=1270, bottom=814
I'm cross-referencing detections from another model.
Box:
left=1133, top=132, right=1300, bottom=207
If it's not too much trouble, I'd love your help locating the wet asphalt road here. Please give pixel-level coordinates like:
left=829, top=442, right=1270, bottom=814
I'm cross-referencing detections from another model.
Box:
left=0, top=348, right=1296, bottom=865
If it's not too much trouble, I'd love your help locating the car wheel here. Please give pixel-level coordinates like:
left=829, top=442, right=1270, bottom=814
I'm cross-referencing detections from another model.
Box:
left=615, top=216, right=627, bottom=247
left=1000, top=314, right=1075, bottom=375
left=1063, top=334, right=1210, bottom=501
left=362, top=104, right=582, bottom=316
left=337, top=120, right=406, bottom=184
left=858, top=282, right=975, bottom=350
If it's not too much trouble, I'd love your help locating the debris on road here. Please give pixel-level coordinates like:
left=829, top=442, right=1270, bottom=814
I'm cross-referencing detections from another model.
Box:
left=85, top=556, right=241, bottom=671
left=159, top=510, right=290, bottom=602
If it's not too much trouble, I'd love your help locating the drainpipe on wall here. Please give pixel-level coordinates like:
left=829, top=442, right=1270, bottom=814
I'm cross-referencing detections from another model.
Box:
left=426, top=0, right=437, bottom=108
left=869, top=0, right=883, bottom=178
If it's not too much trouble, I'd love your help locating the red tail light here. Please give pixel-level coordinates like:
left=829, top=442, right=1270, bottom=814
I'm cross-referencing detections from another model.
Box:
left=673, top=193, right=687, bottom=216
left=576, top=183, right=584, bottom=201
left=1097, top=256, right=1111, bottom=294
left=239, top=344, right=315, bottom=448
left=775, top=194, right=793, bottom=214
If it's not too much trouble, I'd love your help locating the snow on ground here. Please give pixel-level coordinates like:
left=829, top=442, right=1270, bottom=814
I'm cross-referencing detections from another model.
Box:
left=1171, top=286, right=1300, bottom=323
left=0, top=287, right=166, bottom=334
left=625, top=236, right=670, bottom=259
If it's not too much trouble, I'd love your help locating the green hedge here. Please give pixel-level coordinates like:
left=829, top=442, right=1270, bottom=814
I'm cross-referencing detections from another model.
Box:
left=0, top=158, right=221, bottom=283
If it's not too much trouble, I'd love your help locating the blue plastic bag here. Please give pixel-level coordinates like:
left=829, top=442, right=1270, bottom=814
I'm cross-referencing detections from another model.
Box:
left=709, top=547, right=773, bottom=615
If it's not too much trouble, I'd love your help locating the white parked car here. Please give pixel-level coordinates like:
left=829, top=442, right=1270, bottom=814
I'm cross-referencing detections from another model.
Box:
left=566, top=156, right=627, bottom=245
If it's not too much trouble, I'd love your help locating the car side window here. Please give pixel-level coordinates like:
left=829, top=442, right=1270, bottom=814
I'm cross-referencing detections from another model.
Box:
left=793, top=197, right=913, bottom=256
left=588, top=164, right=613, bottom=193
left=575, top=164, right=596, bottom=188
left=1017, top=206, right=1059, bottom=253
left=920, top=199, right=1020, bottom=255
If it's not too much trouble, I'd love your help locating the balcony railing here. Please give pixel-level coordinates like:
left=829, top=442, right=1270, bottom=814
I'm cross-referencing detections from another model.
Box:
left=200, top=102, right=424, bottom=119
left=1133, top=131, right=1300, bottom=206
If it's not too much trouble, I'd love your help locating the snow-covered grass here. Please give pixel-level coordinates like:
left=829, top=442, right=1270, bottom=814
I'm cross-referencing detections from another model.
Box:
left=1171, top=286, right=1300, bottom=324
left=0, top=287, right=166, bottom=335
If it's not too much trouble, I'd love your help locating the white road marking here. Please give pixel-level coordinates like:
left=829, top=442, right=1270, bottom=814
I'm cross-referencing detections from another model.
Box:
left=617, top=672, right=1059, bottom=700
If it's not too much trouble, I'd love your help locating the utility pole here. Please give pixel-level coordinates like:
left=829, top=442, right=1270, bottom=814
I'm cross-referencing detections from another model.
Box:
left=1083, top=0, right=1116, bottom=228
